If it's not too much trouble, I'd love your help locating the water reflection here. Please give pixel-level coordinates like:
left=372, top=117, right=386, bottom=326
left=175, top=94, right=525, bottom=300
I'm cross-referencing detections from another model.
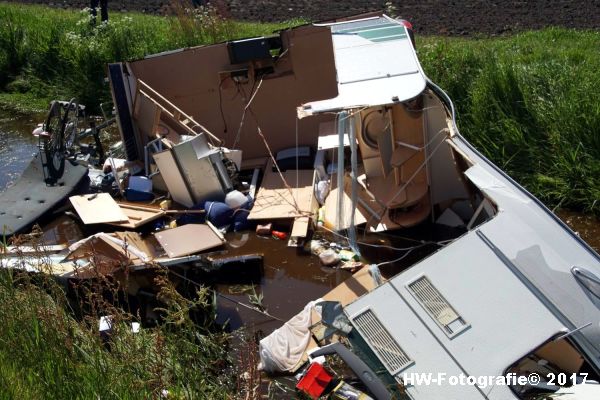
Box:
left=0, top=110, right=43, bottom=190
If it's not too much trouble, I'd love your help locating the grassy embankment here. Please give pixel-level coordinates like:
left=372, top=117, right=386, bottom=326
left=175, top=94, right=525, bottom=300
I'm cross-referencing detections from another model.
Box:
left=0, top=254, right=235, bottom=399
left=0, top=2, right=296, bottom=111
left=0, top=4, right=283, bottom=399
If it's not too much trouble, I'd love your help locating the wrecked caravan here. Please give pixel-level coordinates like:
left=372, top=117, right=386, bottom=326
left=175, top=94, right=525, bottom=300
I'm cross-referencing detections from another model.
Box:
left=106, top=14, right=600, bottom=400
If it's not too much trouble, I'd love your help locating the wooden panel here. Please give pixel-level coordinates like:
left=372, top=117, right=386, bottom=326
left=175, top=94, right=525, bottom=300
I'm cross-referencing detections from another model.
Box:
left=377, top=126, right=393, bottom=177
left=113, top=231, right=163, bottom=260
left=128, top=26, right=337, bottom=159
left=133, top=93, right=161, bottom=138
left=535, top=340, right=584, bottom=373
left=248, top=161, right=315, bottom=220
left=69, top=193, right=128, bottom=224
left=152, top=149, right=194, bottom=207
left=323, top=187, right=367, bottom=230
left=110, top=203, right=165, bottom=229
left=154, top=224, right=225, bottom=258
left=290, top=216, right=310, bottom=238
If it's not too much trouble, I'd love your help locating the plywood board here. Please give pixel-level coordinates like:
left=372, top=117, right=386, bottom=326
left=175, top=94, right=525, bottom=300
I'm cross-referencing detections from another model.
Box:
left=154, top=224, right=225, bottom=258
left=133, top=93, right=161, bottom=138
left=152, top=149, right=194, bottom=207
left=111, top=203, right=165, bottom=229
left=290, top=216, right=310, bottom=238
left=112, top=231, right=163, bottom=262
left=69, top=193, right=128, bottom=224
left=248, top=161, right=315, bottom=220
left=323, top=187, right=367, bottom=230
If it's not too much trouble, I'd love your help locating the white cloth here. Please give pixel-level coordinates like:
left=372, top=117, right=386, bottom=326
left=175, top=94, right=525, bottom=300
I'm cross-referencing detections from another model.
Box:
left=258, top=299, right=322, bottom=373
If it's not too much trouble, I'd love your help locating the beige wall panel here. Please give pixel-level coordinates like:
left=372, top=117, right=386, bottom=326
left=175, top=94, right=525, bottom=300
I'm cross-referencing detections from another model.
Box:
left=128, top=27, right=338, bottom=160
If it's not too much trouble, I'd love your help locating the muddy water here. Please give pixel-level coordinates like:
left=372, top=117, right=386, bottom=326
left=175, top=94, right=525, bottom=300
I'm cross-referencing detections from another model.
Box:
left=215, top=233, right=351, bottom=331
left=0, top=111, right=42, bottom=190
left=555, top=210, right=600, bottom=254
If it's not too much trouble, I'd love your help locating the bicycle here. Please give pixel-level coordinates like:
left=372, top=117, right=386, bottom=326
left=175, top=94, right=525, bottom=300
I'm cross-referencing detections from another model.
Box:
left=38, top=98, right=85, bottom=184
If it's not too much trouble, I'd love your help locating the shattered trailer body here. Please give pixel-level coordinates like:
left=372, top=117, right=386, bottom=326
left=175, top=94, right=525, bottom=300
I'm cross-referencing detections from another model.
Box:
left=103, top=14, right=600, bottom=399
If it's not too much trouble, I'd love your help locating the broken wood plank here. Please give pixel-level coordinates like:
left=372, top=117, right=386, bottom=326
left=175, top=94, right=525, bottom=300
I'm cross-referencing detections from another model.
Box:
left=248, top=161, right=315, bottom=220
left=111, top=203, right=166, bottom=229
left=2, top=244, right=67, bottom=254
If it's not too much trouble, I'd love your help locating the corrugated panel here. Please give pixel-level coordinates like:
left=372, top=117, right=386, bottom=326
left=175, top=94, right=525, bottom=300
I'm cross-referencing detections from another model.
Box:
left=408, top=276, right=468, bottom=336
left=352, top=309, right=414, bottom=374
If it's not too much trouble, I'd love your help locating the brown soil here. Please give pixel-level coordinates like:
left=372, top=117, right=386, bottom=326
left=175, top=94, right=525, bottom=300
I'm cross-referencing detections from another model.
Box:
left=11, top=0, right=600, bottom=36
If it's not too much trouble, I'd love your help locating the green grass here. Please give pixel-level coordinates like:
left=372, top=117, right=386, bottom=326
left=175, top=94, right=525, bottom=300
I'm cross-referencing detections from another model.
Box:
left=0, top=259, right=234, bottom=399
left=416, top=29, right=600, bottom=214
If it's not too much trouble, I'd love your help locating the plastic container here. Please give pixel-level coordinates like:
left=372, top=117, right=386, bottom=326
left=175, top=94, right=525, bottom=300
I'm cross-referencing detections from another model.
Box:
left=296, top=362, right=333, bottom=399
left=317, top=207, right=325, bottom=227
left=272, top=230, right=288, bottom=240
left=319, top=249, right=340, bottom=266
left=310, top=240, right=327, bottom=256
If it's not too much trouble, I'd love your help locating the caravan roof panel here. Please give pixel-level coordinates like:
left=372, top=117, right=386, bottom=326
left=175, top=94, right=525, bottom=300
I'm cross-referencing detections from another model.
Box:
left=300, top=16, right=426, bottom=116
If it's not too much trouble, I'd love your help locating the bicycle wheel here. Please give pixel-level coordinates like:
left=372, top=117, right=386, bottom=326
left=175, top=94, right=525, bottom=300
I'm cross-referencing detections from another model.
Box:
left=43, top=100, right=66, bottom=181
left=62, top=98, right=80, bottom=151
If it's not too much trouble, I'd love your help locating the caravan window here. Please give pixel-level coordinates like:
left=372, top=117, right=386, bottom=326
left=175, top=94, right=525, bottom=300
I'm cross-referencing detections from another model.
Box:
left=505, top=335, right=600, bottom=399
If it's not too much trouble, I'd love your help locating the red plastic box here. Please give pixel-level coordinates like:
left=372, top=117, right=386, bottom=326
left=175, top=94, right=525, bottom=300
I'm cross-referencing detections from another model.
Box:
left=296, top=362, right=333, bottom=399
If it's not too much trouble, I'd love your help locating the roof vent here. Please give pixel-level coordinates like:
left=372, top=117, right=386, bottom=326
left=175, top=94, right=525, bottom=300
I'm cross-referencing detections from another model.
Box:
left=352, top=309, right=414, bottom=374
left=408, top=276, right=469, bottom=338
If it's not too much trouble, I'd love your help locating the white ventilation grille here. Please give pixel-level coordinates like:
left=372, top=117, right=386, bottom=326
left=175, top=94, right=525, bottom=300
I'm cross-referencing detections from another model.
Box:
left=408, top=276, right=469, bottom=337
left=352, top=309, right=413, bottom=374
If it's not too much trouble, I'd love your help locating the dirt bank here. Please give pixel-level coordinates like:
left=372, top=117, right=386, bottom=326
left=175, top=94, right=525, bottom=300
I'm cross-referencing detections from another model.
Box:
left=10, top=0, right=600, bottom=35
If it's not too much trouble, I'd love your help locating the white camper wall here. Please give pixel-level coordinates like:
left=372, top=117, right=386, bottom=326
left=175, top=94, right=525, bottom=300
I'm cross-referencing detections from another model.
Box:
left=345, top=230, right=566, bottom=399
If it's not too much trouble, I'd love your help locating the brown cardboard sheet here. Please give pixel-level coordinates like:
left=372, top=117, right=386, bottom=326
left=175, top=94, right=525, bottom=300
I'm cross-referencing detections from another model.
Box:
left=322, top=187, right=367, bottom=231
left=307, top=266, right=379, bottom=347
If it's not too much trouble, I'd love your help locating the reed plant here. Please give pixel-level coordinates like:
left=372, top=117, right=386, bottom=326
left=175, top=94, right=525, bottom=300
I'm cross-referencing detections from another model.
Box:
left=0, top=3, right=293, bottom=112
